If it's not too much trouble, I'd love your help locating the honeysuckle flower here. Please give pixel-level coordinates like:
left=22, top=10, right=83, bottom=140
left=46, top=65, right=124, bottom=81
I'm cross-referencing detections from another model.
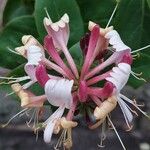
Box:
left=44, top=13, right=69, bottom=51
left=44, top=12, right=79, bottom=79
left=1, top=35, right=45, bottom=90
left=2, top=8, right=150, bottom=150
left=35, top=64, right=78, bottom=146
left=2, top=83, right=46, bottom=129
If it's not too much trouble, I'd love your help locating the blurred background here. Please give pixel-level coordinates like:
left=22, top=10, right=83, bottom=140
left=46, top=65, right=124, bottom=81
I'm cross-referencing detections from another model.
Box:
left=0, top=0, right=150, bottom=149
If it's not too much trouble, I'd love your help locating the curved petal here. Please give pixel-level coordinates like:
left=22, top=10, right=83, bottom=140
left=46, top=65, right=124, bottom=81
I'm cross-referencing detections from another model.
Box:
left=44, top=106, right=65, bottom=143
left=45, top=79, right=73, bottom=109
left=35, top=64, right=50, bottom=87
left=25, top=45, right=43, bottom=81
left=105, top=30, right=131, bottom=52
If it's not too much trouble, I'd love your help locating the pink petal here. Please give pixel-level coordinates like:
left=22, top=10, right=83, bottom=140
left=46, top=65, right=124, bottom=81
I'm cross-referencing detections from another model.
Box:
left=35, top=64, right=50, bottom=87
left=80, top=25, right=100, bottom=79
left=78, top=80, right=88, bottom=102
left=85, top=52, right=120, bottom=80
left=24, top=65, right=37, bottom=81
left=44, top=35, right=74, bottom=79
left=87, top=82, right=114, bottom=100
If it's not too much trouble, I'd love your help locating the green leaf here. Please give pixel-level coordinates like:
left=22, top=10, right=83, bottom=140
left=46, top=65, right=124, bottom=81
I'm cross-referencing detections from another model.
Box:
left=8, top=64, right=26, bottom=77
left=114, top=0, right=143, bottom=49
left=0, top=15, right=38, bottom=69
left=141, top=1, right=150, bottom=49
left=34, top=0, right=84, bottom=46
left=3, top=0, right=34, bottom=24
left=76, top=0, right=116, bottom=29
left=147, top=0, right=150, bottom=8
left=128, top=53, right=150, bottom=88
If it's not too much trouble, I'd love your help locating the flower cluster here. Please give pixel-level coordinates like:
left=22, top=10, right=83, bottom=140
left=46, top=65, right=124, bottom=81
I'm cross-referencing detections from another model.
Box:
left=1, top=12, right=149, bottom=150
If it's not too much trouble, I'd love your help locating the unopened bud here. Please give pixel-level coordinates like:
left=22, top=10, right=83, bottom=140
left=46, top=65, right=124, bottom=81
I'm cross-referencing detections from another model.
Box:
left=22, top=35, right=32, bottom=45
left=15, top=46, right=26, bottom=56
left=94, top=96, right=117, bottom=120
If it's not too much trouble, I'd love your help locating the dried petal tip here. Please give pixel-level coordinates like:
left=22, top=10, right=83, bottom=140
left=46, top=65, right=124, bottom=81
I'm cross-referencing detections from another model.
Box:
left=94, top=96, right=117, bottom=120
left=15, top=46, right=26, bottom=56
left=22, top=35, right=32, bottom=45
left=18, top=91, right=29, bottom=107
left=11, top=83, right=29, bottom=107
left=60, top=117, right=78, bottom=129
left=88, top=21, right=97, bottom=31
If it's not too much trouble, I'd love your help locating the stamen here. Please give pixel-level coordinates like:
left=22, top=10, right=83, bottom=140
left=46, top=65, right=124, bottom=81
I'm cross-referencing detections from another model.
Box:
left=133, top=99, right=144, bottom=107
left=0, top=76, right=17, bottom=80
left=131, top=71, right=146, bottom=82
left=44, top=7, right=51, bottom=21
left=7, top=47, right=21, bottom=55
left=118, top=99, right=133, bottom=130
left=107, top=115, right=126, bottom=150
left=125, top=103, right=138, bottom=116
left=63, top=128, right=73, bottom=149
left=54, top=129, right=67, bottom=150
left=98, top=120, right=106, bottom=148
left=22, top=80, right=35, bottom=89
left=108, top=47, right=115, bottom=52
left=26, top=109, right=36, bottom=128
left=5, top=91, right=15, bottom=97
left=132, top=53, right=140, bottom=59
left=105, top=2, right=119, bottom=28
left=0, top=81, right=10, bottom=85
left=2, top=108, right=28, bottom=127
left=0, top=76, right=30, bottom=84
left=131, top=45, right=150, bottom=54
left=119, top=94, right=150, bottom=119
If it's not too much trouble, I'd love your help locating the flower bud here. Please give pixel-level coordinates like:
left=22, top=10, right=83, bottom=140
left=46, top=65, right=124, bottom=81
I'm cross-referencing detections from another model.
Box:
left=60, top=117, right=78, bottom=129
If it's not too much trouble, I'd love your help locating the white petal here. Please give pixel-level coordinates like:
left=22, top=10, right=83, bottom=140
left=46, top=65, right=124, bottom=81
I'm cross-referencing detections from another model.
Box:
left=57, top=20, right=65, bottom=28
left=106, top=77, right=119, bottom=90
left=61, top=13, right=69, bottom=23
left=105, top=30, right=131, bottom=52
left=24, top=45, right=43, bottom=81
left=118, top=63, right=131, bottom=75
left=44, top=120, right=56, bottom=143
left=44, top=106, right=65, bottom=143
left=113, top=43, right=130, bottom=52
left=51, top=23, right=59, bottom=31
left=44, top=17, right=52, bottom=26
left=24, top=65, right=37, bottom=82
left=118, top=97, right=133, bottom=123
left=26, top=45, right=42, bottom=65
left=45, top=79, right=73, bottom=109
